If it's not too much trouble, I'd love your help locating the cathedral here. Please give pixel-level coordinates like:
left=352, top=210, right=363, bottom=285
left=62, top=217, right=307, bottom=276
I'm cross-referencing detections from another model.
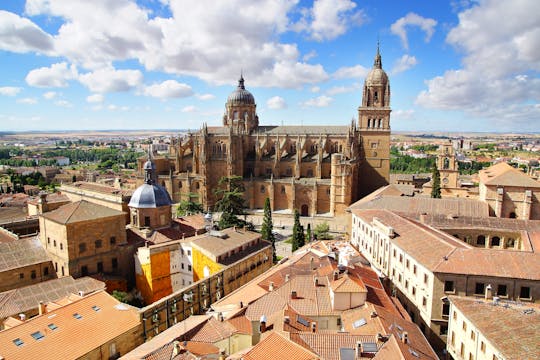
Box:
left=140, top=46, right=391, bottom=216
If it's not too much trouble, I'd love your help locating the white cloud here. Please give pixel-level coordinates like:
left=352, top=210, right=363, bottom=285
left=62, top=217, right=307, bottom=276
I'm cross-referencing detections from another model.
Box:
left=416, top=0, right=540, bottom=126
left=301, top=95, right=333, bottom=107
left=391, top=54, right=418, bottom=74
left=326, top=83, right=360, bottom=95
left=86, top=94, right=104, bottom=103
left=43, top=91, right=57, bottom=99
left=196, top=93, right=215, bottom=101
left=0, top=86, right=22, bottom=96
left=55, top=99, right=72, bottom=107
left=107, top=104, right=130, bottom=111
left=26, top=62, right=78, bottom=88
left=79, top=68, right=143, bottom=93
left=17, top=97, right=37, bottom=104
left=333, top=64, right=369, bottom=79
left=295, top=0, right=366, bottom=42
left=393, top=109, right=415, bottom=119
left=181, top=105, right=197, bottom=112
left=303, top=50, right=317, bottom=62
left=0, top=10, right=54, bottom=54
left=311, top=86, right=320, bottom=93
left=143, top=80, right=193, bottom=99
left=390, top=12, right=437, bottom=50
left=267, top=96, right=287, bottom=110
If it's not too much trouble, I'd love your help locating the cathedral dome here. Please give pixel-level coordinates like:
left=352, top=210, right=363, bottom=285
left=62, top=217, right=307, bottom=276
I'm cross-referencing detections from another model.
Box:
left=365, top=68, right=388, bottom=86
left=227, top=76, right=255, bottom=105
left=129, top=183, right=172, bottom=209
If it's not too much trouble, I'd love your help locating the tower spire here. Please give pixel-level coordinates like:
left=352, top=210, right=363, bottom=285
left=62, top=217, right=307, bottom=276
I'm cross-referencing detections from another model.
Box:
left=238, top=70, right=245, bottom=89
left=374, top=40, right=382, bottom=69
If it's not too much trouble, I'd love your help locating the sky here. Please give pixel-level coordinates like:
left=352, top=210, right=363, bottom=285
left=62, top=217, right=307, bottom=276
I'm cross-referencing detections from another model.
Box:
left=0, top=0, right=539, bottom=133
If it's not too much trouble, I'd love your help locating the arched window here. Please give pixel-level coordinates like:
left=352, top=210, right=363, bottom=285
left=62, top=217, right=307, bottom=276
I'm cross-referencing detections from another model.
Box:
left=222, top=144, right=226, bottom=155
left=178, top=181, right=182, bottom=188
left=195, top=182, right=200, bottom=190
left=506, top=238, right=515, bottom=248
left=367, top=119, right=371, bottom=128
left=477, top=235, right=486, bottom=246
left=378, top=119, right=382, bottom=128
left=281, top=186, right=286, bottom=194
left=374, top=91, right=378, bottom=102
left=491, top=236, right=501, bottom=247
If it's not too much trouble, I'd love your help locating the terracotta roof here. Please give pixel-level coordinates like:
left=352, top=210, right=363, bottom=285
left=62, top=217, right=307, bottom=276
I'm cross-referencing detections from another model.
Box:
left=0, top=237, right=51, bottom=272
left=188, top=316, right=236, bottom=343
left=242, top=331, right=319, bottom=360
left=173, top=214, right=206, bottom=235
left=0, top=291, right=141, bottom=360
left=190, top=228, right=261, bottom=259
left=0, top=206, right=28, bottom=224
left=65, top=181, right=133, bottom=196
left=291, top=332, right=377, bottom=360
left=449, top=296, right=540, bottom=360
left=479, top=162, right=540, bottom=188
left=349, top=194, right=489, bottom=218
left=330, top=274, right=367, bottom=293
left=41, top=200, right=125, bottom=224
left=353, top=209, right=540, bottom=280
left=26, top=192, right=70, bottom=205
left=0, top=276, right=105, bottom=319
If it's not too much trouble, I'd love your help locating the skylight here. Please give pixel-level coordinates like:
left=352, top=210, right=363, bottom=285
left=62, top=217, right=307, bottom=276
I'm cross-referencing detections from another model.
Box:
left=73, top=313, right=82, bottom=319
left=13, top=338, right=24, bottom=347
left=31, top=331, right=45, bottom=341
left=92, top=305, right=101, bottom=312
left=353, top=318, right=367, bottom=328
left=48, top=323, right=58, bottom=330
left=297, top=315, right=310, bottom=327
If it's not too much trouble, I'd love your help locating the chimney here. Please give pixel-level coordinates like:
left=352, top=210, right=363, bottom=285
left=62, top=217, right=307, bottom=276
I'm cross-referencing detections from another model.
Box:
left=314, top=277, right=319, bottom=287
left=355, top=341, right=362, bottom=358
left=419, top=212, right=427, bottom=223
left=269, top=282, right=274, bottom=291
left=240, top=301, right=243, bottom=308
left=285, top=274, right=290, bottom=282
left=78, top=290, right=85, bottom=297
left=311, top=322, right=316, bottom=333
left=284, top=315, right=290, bottom=324
left=38, top=301, right=47, bottom=315
left=370, top=311, right=378, bottom=318
left=172, top=341, right=182, bottom=356
left=291, top=290, right=297, bottom=299
left=260, top=315, right=267, bottom=333
left=218, top=312, right=224, bottom=322
left=218, top=349, right=226, bottom=360
left=333, top=270, right=339, bottom=281
left=310, top=257, right=315, bottom=270
left=402, top=331, right=409, bottom=344
left=485, top=284, right=493, bottom=300
left=19, top=314, right=26, bottom=321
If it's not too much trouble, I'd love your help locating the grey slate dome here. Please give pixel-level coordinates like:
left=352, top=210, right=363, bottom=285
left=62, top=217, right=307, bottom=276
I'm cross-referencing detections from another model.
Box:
left=128, top=183, right=172, bottom=208
left=227, top=76, right=255, bottom=105
left=129, top=157, right=172, bottom=208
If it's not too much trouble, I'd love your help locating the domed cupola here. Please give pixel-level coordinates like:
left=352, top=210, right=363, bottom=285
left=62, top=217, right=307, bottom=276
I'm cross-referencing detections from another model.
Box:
left=227, top=76, right=255, bottom=105
left=362, top=44, right=390, bottom=108
left=223, top=75, right=259, bottom=134
left=129, top=157, right=173, bottom=229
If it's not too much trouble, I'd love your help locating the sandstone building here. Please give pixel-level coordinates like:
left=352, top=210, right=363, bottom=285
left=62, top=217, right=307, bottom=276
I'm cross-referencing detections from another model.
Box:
left=138, top=47, right=391, bottom=216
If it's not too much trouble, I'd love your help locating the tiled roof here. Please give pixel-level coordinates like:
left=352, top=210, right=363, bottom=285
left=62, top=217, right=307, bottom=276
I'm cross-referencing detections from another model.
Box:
left=330, top=274, right=367, bottom=293
left=450, top=296, right=540, bottom=360
left=479, top=162, right=540, bottom=188
left=0, top=291, right=141, bottom=360
left=0, top=276, right=105, bottom=319
left=188, top=316, right=236, bottom=343
left=64, top=181, right=133, bottom=196
left=349, top=194, right=489, bottom=218
left=190, top=228, right=261, bottom=258
left=0, top=237, right=51, bottom=272
left=292, top=333, right=376, bottom=360
left=41, top=200, right=125, bottom=224
left=0, top=206, right=28, bottom=224
left=242, top=331, right=319, bottom=360
left=26, top=192, right=70, bottom=205
left=353, top=209, right=540, bottom=280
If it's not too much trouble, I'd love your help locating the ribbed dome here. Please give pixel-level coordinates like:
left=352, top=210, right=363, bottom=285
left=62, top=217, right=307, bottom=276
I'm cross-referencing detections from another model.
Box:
left=227, top=76, right=255, bottom=105
left=365, top=68, right=388, bottom=86
left=129, top=183, right=172, bottom=209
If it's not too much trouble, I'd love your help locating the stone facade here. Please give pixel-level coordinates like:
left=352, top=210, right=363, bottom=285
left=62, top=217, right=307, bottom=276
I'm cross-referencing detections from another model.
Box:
left=138, top=48, right=391, bottom=216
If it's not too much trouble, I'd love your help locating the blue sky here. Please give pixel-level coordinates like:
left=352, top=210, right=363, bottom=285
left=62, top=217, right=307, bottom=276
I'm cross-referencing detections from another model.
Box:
left=0, top=0, right=538, bottom=132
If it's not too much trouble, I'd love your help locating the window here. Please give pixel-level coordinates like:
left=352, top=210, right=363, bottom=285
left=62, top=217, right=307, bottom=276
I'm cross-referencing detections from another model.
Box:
left=47, top=237, right=50, bottom=244
left=440, top=324, right=448, bottom=335
left=144, top=216, right=151, bottom=227
left=480, top=341, right=486, bottom=352
left=31, top=331, right=45, bottom=341
left=60, top=243, right=63, bottom=250
left=506, top=238, right=515, bottom=248
left=53, top=240, right=56, bottom=247
left=491, top=236, right=500, bottom=247
left=469, top=353, right=474, bottom=360
left=444, top=280, right=454, bottom=292
left=110, top=236, right=116, bottom=245
left=470, top=330, right=475, bottom=340
left=442, top=303, right=450, bottom=317
left=399, top=254, right=403, bottom=263
left=453, top=311, right=457, bottom=320
left=497, top=284, right=507, bottom=296
left=19, top=273, right=24, bottom=279
left=81, top=265, right=88, bottom=276
left=281, top=186, right=286, bottom=194
left=424, top=274, right=428, bottom=284
left=477, top=235, right=486, bottom=246
left=181, top=263, right=184, bottom=269
left=79, top=243, right=86, bottom=253
left=112, top=258, right=118, bottom=269
left=61, top=266, right=65, bottom=276
left=406, top=259, right=410, bottom=269
left=97, top=262, right=103, bottom=273
left=188, top=265, right=192, bottom=271
left=31, top=270, right=36, bottom=279
left=412, top=287, right=416, bottom=296
left=462, top=321, right=467, bottom=331
left=187, top=250, right=191, bottom=256
left=95, top=240, right=102, bottom=248
left=405, top=280, right=409, bottom=289
left=44, top=267, right=49, bottom=276
left=371, top=142, right=378, bottom=149
left=307, top=169, right=313, bottom=177
left=422, top=297, right=427, bottom=307
left=475, top=282, right=485, bottom=295
left=520, top=286, right=531, bottom=299
left=460, top=343, right=465, bottom=357
left=413, top=265, right=417, bottom=274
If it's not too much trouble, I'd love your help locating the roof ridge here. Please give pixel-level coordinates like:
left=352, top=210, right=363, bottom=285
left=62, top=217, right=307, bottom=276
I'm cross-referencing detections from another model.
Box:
left=65, top=200, right=83, bottom=224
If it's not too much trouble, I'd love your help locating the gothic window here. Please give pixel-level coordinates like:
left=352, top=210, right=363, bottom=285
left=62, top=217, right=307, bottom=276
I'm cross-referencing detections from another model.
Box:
left=374, top=91, right=378, bottom=102
left=195, top=182, right=200, bottom=189
left=367, top=119, right=371, bottom=128
left=378, top=119, right=382, bottom=128
left=222, top=144, right=226, bottom=155
left=444, top=158, right=450, bottom=169
left=281, top=186, right=286, bottom=194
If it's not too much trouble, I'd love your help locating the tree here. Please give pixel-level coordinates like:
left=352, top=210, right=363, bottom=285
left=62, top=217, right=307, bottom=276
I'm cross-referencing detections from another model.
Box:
left=306, top=223, right=312, bottom=243
left=176, top=195, right=204, bottom=216
left=214, top=176, right=248, bottom=230
left=261, top=198, right=277, bottom=262
left=291, top=210, right=305, bottom=252
left=314, top=222, right=332, bottom=240
left=431, top=163, right=441, bottom=198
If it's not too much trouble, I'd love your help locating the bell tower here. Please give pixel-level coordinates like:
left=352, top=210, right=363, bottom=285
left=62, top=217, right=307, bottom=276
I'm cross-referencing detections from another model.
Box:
left=357, top=44, right=391, bottom=197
